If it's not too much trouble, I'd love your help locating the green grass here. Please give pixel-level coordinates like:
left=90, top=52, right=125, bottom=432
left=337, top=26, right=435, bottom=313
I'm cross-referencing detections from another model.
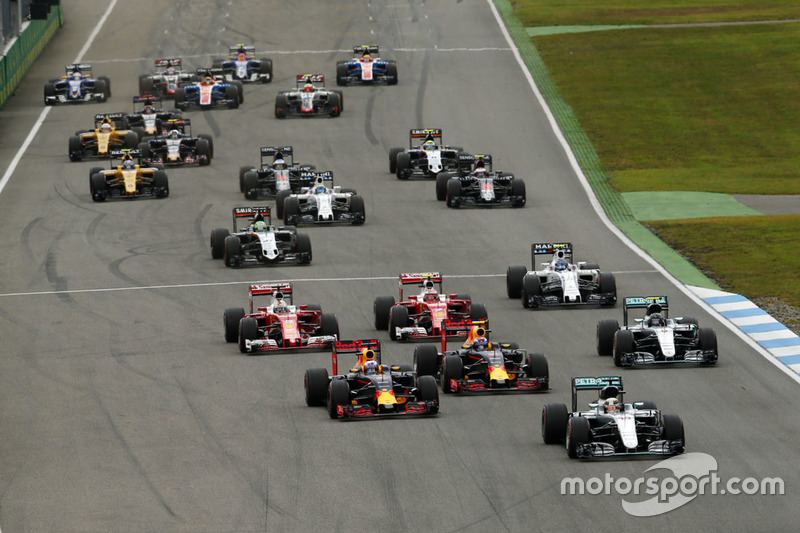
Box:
left=515, top=1, right=800, bottom=26
left=509, top=1, right=800, bottom=308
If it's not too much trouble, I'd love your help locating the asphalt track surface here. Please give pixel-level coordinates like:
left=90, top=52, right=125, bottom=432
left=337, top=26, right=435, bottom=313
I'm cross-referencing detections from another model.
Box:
left=0, top=1, right=797, bottom=531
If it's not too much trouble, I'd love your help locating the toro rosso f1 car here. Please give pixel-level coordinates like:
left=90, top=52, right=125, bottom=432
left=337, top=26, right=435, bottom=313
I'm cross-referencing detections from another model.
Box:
left=389, top=129, right=463, bottom=180
left=597, top=296, right=718, bottom=366
left=223, top=283, right=338, bottom=354
left=373, top=272, right=488, bottom=341
left=209, top=206, right=312, bottom=267
left=542, top=376, right=685, bottom=459
left=280, top=171, right=365, bottom=226
left=436, top=154, right=526, bottom=208
left=506, top=242, right=617, bottom=308
left=44, top=64, right=110, bottom=105
left=414, top=322, right=549, bottom=394
left=304, top=339, right=439, bottom=420
left=335, top=45, right=398, bottom=86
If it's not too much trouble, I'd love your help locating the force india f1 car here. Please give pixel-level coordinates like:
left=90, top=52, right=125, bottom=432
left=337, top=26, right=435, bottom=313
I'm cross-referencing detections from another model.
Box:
left=389, top=129, right=463, bottom=180
left=280, top=171, right=365, bottom=226
left=274, top=74, right=342, bottom=118
left=209, top=206, right=312, bottom=267
left=239, top=146, right=316, bottom=202
left=542, top=376, right=685, bottom=459
left=124, top=95, right=183, bottom=139
left=436, top=154, right=526, bottom=208
left=138, top=119, right=214, bottom=167
left=414, top=322, right=549, bottom=394
left=373, top=272, right=489, bottom=341
left=90, top=150, right=169, bottom=201
left=138, top=58, right=197, bottom=99
left=68, top=113, right=139, bottom=161
left=214, top=44, right=273, bottom=83
left=597, top=296, right=718, bottom=367
left=304, top=339, right=439, bottom=420
left=44, top=64, right=110, bottom=105
left=506, top=242, right=617, bottom=309
left=223, top=283, right=339, bottom=354
left=336, top=45, right=398, bottom=86
left=175, top=71, right=242, bottom=110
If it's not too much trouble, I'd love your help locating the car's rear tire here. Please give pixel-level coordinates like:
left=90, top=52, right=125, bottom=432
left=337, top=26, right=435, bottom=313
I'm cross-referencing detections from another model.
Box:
left=596, top=319, right=620, bottom=356
left=373, top=295, right=395, bottom=330
left=124, top=131, right=139, bottom=149
left=305, top=368, right=329, bottom=407
left=542, top=403, right=569, bottom=444
left=414, top=344, right=439, bottom=378
left=223, top=307, right=245, bottom=342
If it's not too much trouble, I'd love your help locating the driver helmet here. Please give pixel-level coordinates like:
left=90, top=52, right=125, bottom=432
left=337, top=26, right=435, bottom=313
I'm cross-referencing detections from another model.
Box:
left=167, top=129, right=181, bottom=140
left=303, top=83, right=315, bottom=93
left=273, top=158, right=286, bottom=170
left=473, top=167, right=488, bottom=179
left=554, top=259, right=569, bottom=272
left=648, top=313, right=665, bottom=327
left=314, top=185, right=327, bottom=194
left=203, top=76, right=214, bottom=86
left=99, top=122, right=112, bottom=133
left=122, top=157, right=135, bottom=170
left=422, top=140, right=436, bottom=151
left=472, top=336, right=489, bottom=351
left=143, top=105, right=155, bottom=113
left=238, top=52, right=247, bottom=61
left=71, top=71, right=82, bottom=80
left=363, top=360, right=379, bottom=375
left=603, top=397, right=620, bottom=413
left=253, top=220, right=268, bottom=233
left=273, top=299, right=288, bottom=313
left=423, top=291, right=438, bottom=303
left=165, top=66, right=176, bottom=75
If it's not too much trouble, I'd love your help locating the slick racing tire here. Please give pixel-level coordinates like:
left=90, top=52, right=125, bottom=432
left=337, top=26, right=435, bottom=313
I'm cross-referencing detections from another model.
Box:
left=446, top=179, right=461, bottom=208
left=414, top=344, right=439, bottom=378
left=233, top=81, right=244, bottom=103
left=223, top=307, right=245, bottom=342
left=389, top=147, right=403, bottom=174
left=43, top=81, right=56, bottom=105
left=441, top=355, right=463, bottom=394
left=596, top=319, right=620, bottom=356
left=223, top=235, right=242, bottom=267
left=639, top=400, right=658, bottom=410
left=328, top=380, right=350, bottom=419
left=295, top=233, right=312, bottom=264
left=124, top=131, right=139, bottom=149
left=198, top=134, right=214, bottom=158
left=661, top=414, right=685, bottom=444
left=470, top=302, right=488, bottom=322
left=567, top=416, right=591, bottom=459
left=275, top=189, right=291, bottom=219
left=153, top=170, right=169, bottom=198
left=98, top=76, right=112, bottom=98
left=305, top=368, right=329, bottom=407
left=259, top=60, right=273, bottom=83
left=89, top=167, right=104, bottom=179
left=598, top=272, right=617, bottom=306
left=174, top=87, right=187, bottom=111
left=435, top=172, right=454, bottom=201
left=506, top=265, right=527, bottom=299
left=349, top=195, right=365, bottom=225
left=679, top=317, right=699, bottom=326
left=416, top=375, right=438, bottom=404
left=283, top=197, right=300, bottom=223
left=542, top=403, right=569, bottom=444
left=90, top=173, right=107, bottom=202
left=511, top=178, right=526, bottom=207
left=137, top=142, right=151, bottom=160
left=388, top=305, right=409, bottom=341
left=521, top=273, right=541, bottom=308
left=95, top=79, right=108, bottom=102
left=139, top=75, right=154, bottom=96
left=385, top=62, right=398, bottom=85
left=698, top=327, right=718, bottom=364
left=373, top=295, right=395, bottom=330
left=225, top=85, right=239, bottom=109
left=336, top=62, right=348, bottom=86
left=210, top=228, right=230, bottom=259
left=239, top=165, right=253, bottom=193
left=613, top=329, right=634, bottom=367
left=328, top=93, right=341, bottom=117
left=238, top=317, right=259, bottom=354
left=319, top=313, right=339, bottom=339
left=525, top=353, right=549, bottom=387
left=244, top=172, right=259, bottom=200
left=395, top=152, right=410, bottom=179
left=68, top=136, right=82, bottom=161
left=196, top=139, right=211, bottom=165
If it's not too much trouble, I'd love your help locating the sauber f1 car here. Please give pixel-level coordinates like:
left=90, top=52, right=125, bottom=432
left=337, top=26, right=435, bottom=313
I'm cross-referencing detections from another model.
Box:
left=304, top=339, right=439, bottom=420
left=239, top=146, right=316, bottom=202
left=373, top=272, right=488, bottom=341
left=223, top=283, right=338, bottom=354
left=138, top=58, right=196, bottom=98
left=44, top=64, right=110, bottom=105
left=138, top=119, right=214, bottom=167
left=280, top=171, right=365, bottom=226
left=414, top=322, right=549, bottom=393
left=436, top=154, right=526, bottom=208
left=69, top=113, right=139, bottom=161
left=209, top=206, right=312, bottom=267
left=90, top=150, right=168, bottom=201
left=389, top=129, right=463, bottom=180
left=175, top=70, right=242, bottom=110
left=124, top=95, right=183, bottom=139
left=274, top=74, right=342, bottom=118
left=215, top=44, right=273, bottom=83
left=336, top=45, right=398, bottom=86
left=506, top=242, right=617, bottom=308
left=542, top=376, right=685, bottom=459
left=597, top=296, right=718, bottom=366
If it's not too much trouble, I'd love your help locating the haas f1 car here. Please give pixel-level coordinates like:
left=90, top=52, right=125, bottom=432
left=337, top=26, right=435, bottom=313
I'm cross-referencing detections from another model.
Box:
left=223, top=283, right=338, bottom=354
left=280, top=171, right=366, bottom=226
left=138, top=58, right=197, bottom=98
left=44, top=64, right=110, bottom=105
left=597, top=296, right=718, bottom=366
left=374, top=272, right=488, bottom=341
left=414, top=322, right=549, bottom=394
left=274, top=74, right=342, bottom=118
left=507, top=242, right=617, bottom=308
left=336, top=45, right=398, bottom=86
left=542, top=376, right=685, bottom=459
left=389, top=129, right=463, bottom=180
left=436, top=154, right=526, bottom=208
left=304, top=339, right=439, bottom=420
left=209, top=206, right=312, bottom=267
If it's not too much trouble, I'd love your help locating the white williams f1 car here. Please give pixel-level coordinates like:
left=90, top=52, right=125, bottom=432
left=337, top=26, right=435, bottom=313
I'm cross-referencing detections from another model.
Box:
left=280, top=171, right=365, bottom=225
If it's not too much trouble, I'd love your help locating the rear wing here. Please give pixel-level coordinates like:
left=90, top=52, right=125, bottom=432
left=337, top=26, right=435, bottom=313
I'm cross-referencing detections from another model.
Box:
left=162, top=118, right=191, bottom=134
left=353, top=45, right=380, bottom=57
left=229, top=44, right=256, bottom=57
left=65, top=63, right=92, bottom=77
left=196, top=67, right=226, bottom=78
left=531, top=242, right=573, bottom=267
left=232, top=206, right=271, bottom=231
left=94, top=112, right=125, bottom=129
left=296, top=74, right=325, bottom=88
left=132, top=95, right=162, bottom=108
left=410, top=128, right=442, bottom=148
left=249, top=282, right=292, bottom=312
left=299, top=170, right=333, bottom=188
left=109, top=149, right=142, bottom=165
left=332, top=339, right=381, bottom=375
left=571, top=376, right=624, bottom=412
left=260, top=146, right=295, bottom=167
left=398, top=272, right=442, bottom=300
left=457, top=153, right=493, bottom=174
left=155, top=58, right=182, bottom=70
left=623, top=296, right=669, bottom=326
left=439, top=319, right=488, bottom=351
